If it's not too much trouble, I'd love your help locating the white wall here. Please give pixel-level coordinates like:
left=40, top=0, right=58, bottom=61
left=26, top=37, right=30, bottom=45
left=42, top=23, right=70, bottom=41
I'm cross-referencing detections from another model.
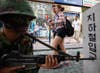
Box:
left=83, top=3, right=100, bottom=73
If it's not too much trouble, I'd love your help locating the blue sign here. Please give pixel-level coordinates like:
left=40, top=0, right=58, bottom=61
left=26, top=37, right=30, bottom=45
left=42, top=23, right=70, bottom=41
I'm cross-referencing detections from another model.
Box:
left=54, top=0, right=83, bottom=6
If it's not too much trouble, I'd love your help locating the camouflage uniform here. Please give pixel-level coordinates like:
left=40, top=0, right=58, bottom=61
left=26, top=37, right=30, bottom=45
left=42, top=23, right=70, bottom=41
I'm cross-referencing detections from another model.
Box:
left=0, top=32, right=40, bottom=73
left=0, top=0, right=40, bottom=72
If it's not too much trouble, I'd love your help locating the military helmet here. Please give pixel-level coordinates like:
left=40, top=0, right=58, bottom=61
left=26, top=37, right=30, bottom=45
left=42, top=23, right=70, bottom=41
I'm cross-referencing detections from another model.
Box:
left=0, top=0, right=36, bottom=20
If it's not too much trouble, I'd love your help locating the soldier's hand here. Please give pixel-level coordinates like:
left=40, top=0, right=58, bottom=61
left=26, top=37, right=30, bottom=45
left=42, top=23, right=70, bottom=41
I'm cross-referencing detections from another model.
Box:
left=0, top=65, right=25, bottom=73
left=40, top=55, right=59, bottom=69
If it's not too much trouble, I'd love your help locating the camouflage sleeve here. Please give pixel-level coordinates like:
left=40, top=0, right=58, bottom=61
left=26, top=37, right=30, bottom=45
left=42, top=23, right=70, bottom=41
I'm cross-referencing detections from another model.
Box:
left=26, top=40, right=33, bottom=55
left=26, top=36, right=33, bottom=55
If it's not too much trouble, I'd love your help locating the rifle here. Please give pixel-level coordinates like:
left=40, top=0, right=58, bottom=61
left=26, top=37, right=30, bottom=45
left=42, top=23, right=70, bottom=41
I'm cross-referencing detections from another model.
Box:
left=0, top=50, right=95, bottom=71
left=0, top=50, right=80, bottom=71
left=0, top=33, right=96, bottom=71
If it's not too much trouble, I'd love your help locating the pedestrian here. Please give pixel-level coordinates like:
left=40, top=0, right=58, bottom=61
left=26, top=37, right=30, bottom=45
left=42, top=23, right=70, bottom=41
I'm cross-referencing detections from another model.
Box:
left=0, top=0, right=59, bottom=73
left=49, top=4, right=67, bottom=54
left=72, top=15, right=81, bottom=43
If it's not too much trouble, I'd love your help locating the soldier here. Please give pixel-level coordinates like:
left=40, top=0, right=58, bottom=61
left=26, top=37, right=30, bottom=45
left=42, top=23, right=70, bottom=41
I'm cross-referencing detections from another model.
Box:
left=0, top=0, right=58, bottom=73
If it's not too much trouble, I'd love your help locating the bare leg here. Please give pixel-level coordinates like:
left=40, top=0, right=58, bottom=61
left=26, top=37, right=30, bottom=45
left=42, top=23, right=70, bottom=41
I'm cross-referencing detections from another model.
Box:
left=59, top=39, right=66, bottom=53
left=51, top=36, right=66, bottom=54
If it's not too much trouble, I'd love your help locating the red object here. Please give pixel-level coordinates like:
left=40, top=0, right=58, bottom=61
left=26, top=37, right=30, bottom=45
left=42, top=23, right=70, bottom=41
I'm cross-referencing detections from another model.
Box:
left=45, top=15, right=49, bottom=20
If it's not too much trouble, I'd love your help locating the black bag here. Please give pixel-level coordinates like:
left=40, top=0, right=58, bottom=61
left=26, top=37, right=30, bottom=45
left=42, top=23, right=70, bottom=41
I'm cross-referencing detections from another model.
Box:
left=56, top=14, right=74, bottom=37
left=64, top=19, right=74, bottom=37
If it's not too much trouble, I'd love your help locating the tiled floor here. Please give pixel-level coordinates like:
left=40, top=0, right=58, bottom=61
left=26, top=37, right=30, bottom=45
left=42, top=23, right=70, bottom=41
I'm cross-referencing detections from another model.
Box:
left=39, top=61, right=83, bottom=73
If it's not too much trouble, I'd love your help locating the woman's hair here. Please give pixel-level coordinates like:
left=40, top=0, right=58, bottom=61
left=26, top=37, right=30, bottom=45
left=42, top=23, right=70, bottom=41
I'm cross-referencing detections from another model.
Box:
left=52, top=4, right=64, bottom=11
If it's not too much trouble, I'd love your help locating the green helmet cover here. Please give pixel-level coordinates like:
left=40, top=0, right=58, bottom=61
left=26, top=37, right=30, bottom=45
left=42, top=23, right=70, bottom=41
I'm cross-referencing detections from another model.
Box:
left=0, top=0, right=36, bottom=19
